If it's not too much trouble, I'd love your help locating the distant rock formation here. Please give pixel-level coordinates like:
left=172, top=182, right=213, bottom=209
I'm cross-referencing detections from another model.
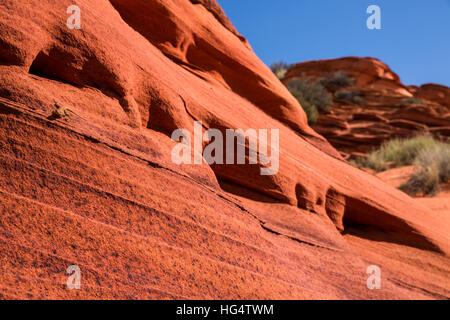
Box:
left=285, top=57, right=450, bottom=159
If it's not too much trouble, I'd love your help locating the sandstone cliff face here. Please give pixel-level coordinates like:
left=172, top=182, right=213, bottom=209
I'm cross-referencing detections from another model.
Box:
left=0, top=1, right=449, bottom=299
left=286, top=57, right=450, bottom=159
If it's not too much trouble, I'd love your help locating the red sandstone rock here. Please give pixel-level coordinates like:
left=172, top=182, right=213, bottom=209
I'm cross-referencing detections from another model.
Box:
left=286, top=58, right=450, bottom=158
left=285, top=57, right=413, bottom=96
left=0, top=1, right=449, bottom=299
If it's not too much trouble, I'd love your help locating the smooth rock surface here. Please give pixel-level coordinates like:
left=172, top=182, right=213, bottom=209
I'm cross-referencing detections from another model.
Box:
left=0, top=1, right=449, bottom=299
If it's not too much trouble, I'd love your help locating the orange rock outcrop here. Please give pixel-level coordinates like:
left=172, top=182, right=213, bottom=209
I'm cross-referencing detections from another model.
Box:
left=286, top=57, right=450, bottom=159
left=0, top=1, right=448, bottom=299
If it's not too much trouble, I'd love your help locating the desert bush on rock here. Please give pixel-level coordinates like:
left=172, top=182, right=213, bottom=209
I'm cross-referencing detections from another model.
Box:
left=286, top=77, right=332, bottom=123
left=288, top=89, right=319, bottom=124
left=400, top=142, right=450, bottom=195
left=285, top=72, right=354, bottom=123
left=270, top=61, right=290, bottom=80
left=359, top=135, right=438, bottom=171
left=402, top=97, right=426, bottom=105
left=334, top=89, right=365, bottom=105
left=320, top=71, right=356, bottom=90
left=353, top=135, right=450, bottom=195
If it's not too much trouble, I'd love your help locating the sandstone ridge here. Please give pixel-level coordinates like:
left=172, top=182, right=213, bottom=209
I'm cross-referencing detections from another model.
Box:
left=286, top=57, right=450, bottom=159
left=0, top=1, right=449, bottom=299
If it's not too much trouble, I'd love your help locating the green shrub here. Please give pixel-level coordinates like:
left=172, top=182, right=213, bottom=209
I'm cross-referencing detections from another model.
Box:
left=402, top=97, right=426, bottom=105
left=352, top=135, right=450, bottom=195
left=334, top=89, right=365, bottom=105
left=286, top=78, right=332, bottom=113
left=360, top=135, right=437, bottom=171
left=400, top=143, right=450, bottom=195
left=320, top=71, right=356, bottom=90
left=289, top=89, right=319, bottom=124
left=270, top=62, right=290, bottom=80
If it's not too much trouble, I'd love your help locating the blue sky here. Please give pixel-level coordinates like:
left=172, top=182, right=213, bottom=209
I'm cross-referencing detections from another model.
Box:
left=217, top=0, right=450, bottom=86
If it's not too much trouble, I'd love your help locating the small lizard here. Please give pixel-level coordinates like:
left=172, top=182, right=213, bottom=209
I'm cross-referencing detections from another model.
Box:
left=50, top=100, right=87, bottom=121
